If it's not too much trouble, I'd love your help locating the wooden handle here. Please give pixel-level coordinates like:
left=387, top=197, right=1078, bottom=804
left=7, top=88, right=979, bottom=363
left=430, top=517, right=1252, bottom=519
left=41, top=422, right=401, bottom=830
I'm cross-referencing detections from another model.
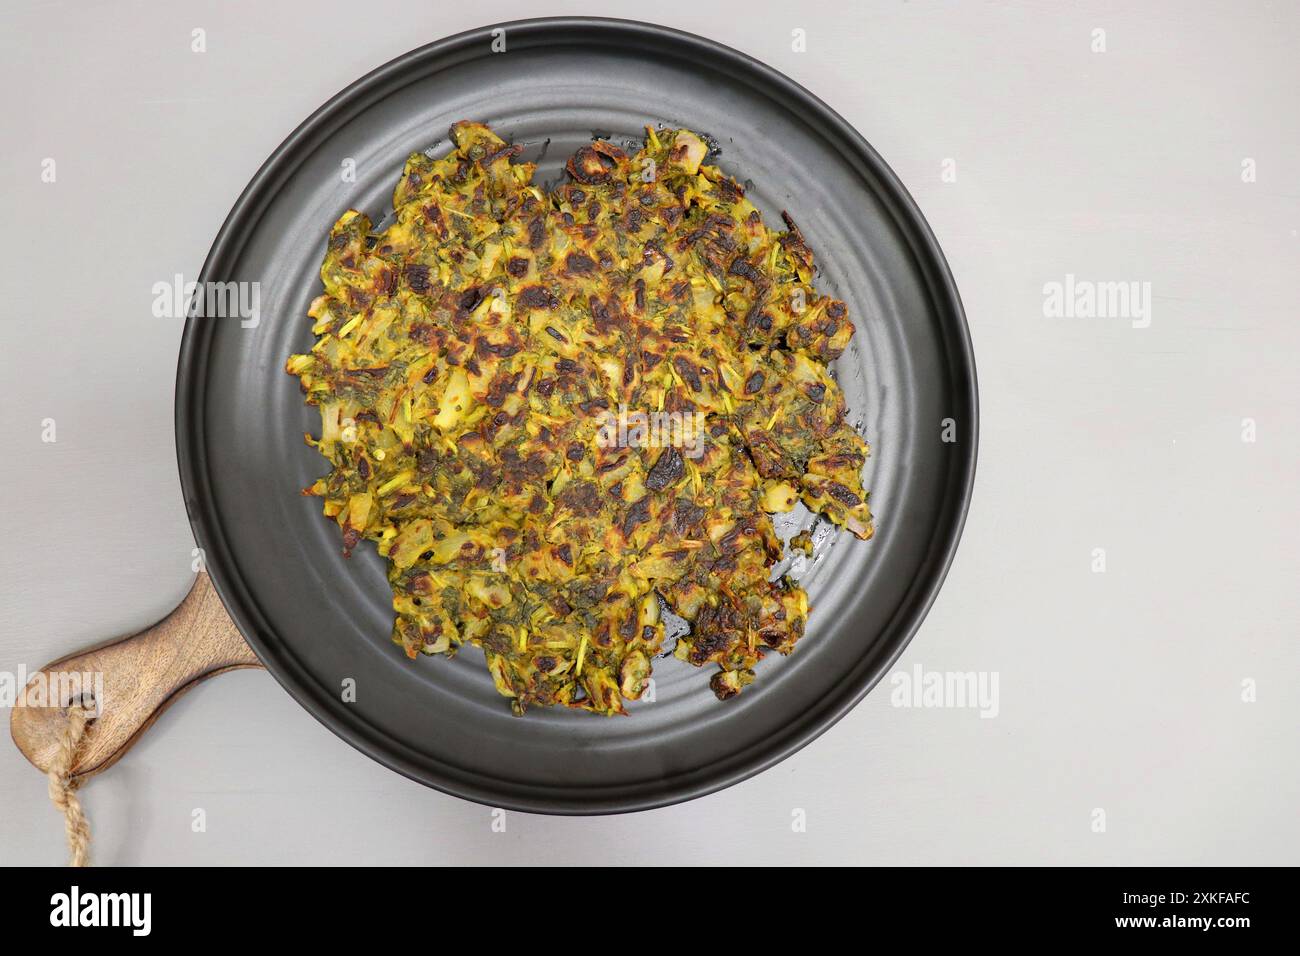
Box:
left=9, top=571, right=262, bottom=780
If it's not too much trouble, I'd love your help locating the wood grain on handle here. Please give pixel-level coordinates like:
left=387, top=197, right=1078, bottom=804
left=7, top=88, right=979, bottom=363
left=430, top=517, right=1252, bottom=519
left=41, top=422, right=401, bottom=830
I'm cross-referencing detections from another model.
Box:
left=10, top=571, right=262, bottom=780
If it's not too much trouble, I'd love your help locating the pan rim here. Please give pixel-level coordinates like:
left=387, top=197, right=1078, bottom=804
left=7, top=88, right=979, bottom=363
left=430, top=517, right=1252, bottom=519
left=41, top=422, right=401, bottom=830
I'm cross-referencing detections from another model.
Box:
left=175, top=15, right=978, bottom=814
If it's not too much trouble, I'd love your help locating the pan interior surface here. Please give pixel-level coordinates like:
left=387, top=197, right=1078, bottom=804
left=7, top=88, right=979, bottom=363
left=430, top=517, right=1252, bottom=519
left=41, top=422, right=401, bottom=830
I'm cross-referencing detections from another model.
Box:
left=177, top=18, right=976, bottom=813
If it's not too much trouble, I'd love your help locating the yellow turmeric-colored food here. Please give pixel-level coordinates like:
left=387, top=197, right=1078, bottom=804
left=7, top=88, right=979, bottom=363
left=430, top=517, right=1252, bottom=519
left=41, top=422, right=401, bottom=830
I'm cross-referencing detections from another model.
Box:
left=287, top=122, right=871, bottom=715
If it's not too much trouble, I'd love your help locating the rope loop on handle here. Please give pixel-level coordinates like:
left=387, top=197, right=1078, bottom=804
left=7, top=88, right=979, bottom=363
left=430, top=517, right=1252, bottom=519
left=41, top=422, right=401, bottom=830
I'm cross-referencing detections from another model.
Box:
left=46, top=697, right=95, bottom=867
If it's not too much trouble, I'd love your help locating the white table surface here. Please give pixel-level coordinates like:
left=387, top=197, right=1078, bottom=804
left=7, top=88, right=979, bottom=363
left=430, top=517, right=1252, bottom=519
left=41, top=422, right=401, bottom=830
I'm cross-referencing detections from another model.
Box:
left=2, top=0, right=1296, bottom=865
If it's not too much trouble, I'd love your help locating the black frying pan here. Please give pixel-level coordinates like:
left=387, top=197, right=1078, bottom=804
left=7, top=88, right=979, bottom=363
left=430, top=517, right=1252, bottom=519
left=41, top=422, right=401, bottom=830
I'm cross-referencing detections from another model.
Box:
left=173, top=16, right=976, bottom=813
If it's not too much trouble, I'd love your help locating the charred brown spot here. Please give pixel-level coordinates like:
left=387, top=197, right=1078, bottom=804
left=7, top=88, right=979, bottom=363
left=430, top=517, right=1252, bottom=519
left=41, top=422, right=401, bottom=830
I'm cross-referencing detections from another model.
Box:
left=642, top=240, right=674, bottom=273
left=518, top=285, right=557, bottom=310
left=728, top=256, right=763, bottom=284
left=458, top=286, right=486, bottom=313
left=827, top=482, right=862, bottom=507
left=481, top=143, right=522, bottom=166
left=567, top=144, right=620, bottom=185
left=622, top=496, right=651, bottom=536
left=715, top=177, right=743, bottom=201
left=743, top=300, right=774, bottom=333
left=565, top=252, right=597, bottom=275
left=710, top=672, right=740, bottom=700
left=482, top=339, right=521, bottom=358
left=527, top=217, right=546, bottom=249
left=557, top=480, right=602, bottom=517
left=689, top=605, right=742, bottom=665
left=588, top=295, right=612, bottom=331
left=672, top=356, right=702, bottom=392
left=672, top=499, right=704, bottom=533
left=645, top=446, right=684, bottom=492
left=422, top=204, right=447, bottom=236
left=404, top=263, right=431, bottom=293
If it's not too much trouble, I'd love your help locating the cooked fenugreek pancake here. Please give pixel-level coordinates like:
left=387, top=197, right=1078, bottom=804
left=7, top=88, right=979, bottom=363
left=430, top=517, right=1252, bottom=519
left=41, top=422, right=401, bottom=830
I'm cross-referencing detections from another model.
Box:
left=286, top=121, right=873, bottom=715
